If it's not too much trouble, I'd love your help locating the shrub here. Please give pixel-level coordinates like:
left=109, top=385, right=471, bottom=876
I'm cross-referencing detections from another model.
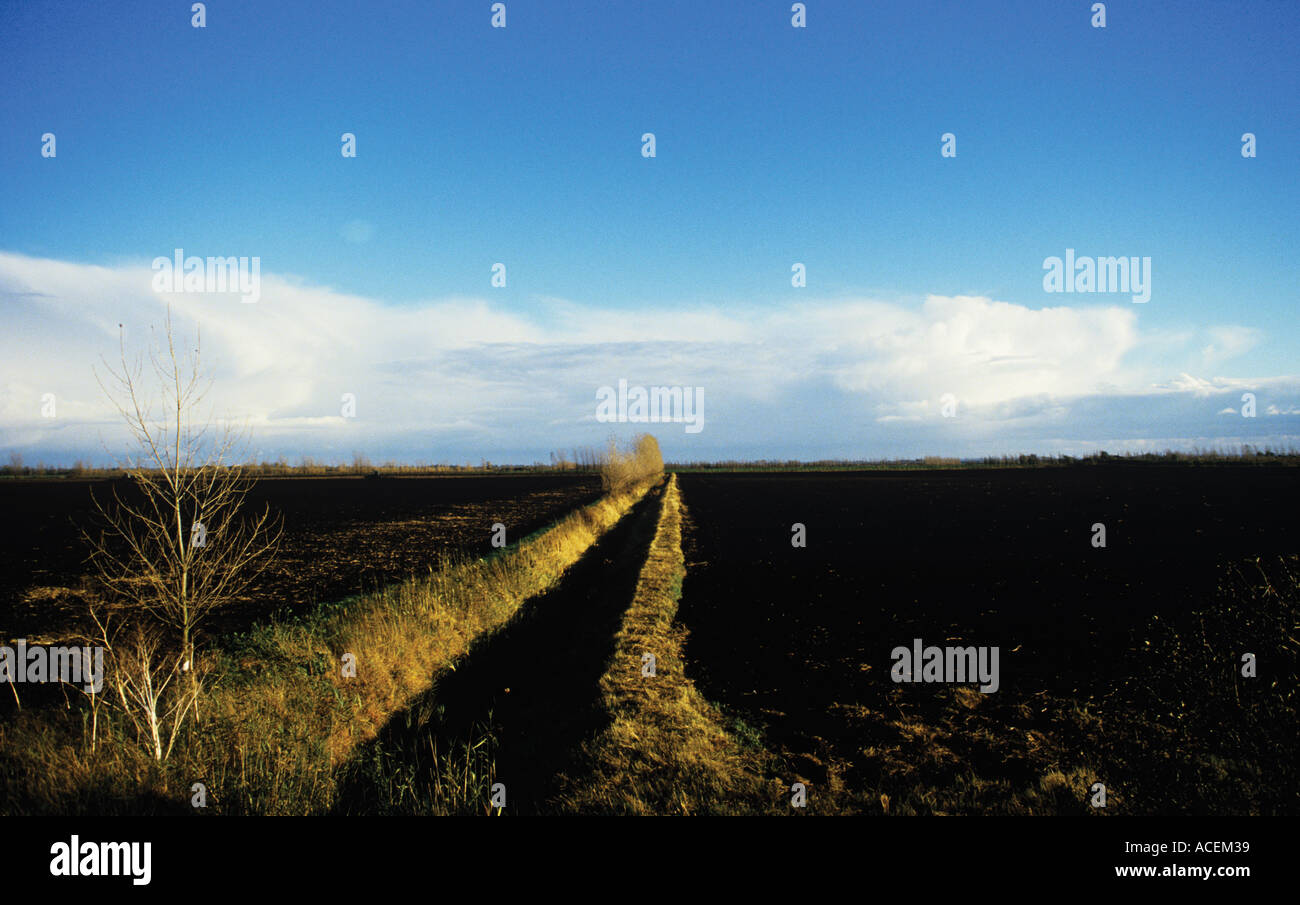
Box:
left=599, top=434, right=663, bottom=493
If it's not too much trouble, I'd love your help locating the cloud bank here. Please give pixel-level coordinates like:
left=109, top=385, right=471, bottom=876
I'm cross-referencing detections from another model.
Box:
left=1, top=251, right=1296, bottom=464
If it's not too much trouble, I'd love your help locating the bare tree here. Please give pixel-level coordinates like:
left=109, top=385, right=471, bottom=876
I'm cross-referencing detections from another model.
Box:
left=84, top=607, right=202, bottom=761
left=86, top=308, right=282, bottom=681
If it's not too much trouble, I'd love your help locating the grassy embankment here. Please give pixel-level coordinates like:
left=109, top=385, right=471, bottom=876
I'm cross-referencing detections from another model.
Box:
left=553, top=473, right=782, bottom=814
left=0, top=476, right=658, bottom=815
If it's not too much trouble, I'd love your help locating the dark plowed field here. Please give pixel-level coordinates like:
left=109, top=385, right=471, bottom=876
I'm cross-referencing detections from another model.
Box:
left=677, top=466, right=1300, bottom=813
left=0, top=473, right=602, bottom=641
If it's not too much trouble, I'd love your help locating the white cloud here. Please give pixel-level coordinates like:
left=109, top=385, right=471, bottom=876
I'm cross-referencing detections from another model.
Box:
left=1, top=251, right=1296, bottom=463
left=1200, top=324, right=1263, bottom=367
left=829, top=295, right=1138, bottom=411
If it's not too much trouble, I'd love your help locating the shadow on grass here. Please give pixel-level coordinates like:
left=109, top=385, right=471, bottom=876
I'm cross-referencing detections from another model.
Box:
left=331, top=481, right=666, bottom=815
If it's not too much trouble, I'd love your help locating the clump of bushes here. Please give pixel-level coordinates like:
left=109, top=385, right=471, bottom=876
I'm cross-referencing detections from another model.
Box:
left=599, top=434, right=663, bottom=493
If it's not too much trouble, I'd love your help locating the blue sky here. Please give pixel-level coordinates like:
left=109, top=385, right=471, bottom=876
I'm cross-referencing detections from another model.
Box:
left=1, top=0, right=1298, bottom=464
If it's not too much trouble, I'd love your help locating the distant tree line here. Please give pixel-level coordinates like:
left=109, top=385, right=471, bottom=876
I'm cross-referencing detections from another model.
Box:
left=7, top=443, right=1299, bottom=479
left=668, top=445, right=1300, bottom=472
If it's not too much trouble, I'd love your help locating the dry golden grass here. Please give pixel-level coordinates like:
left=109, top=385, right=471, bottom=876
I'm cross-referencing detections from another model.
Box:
left=0, top=478, right=657, bottom=815
left=554, top=473, right=780, bottom=814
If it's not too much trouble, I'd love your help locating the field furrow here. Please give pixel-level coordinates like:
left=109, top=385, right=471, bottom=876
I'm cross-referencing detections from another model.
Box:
left=551, top=473, right=778, bottom=815
left=329, top=476, right=669, bottom=814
